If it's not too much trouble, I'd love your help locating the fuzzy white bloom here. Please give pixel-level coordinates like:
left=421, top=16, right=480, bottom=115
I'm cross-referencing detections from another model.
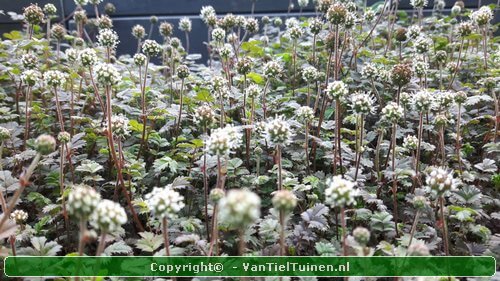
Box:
left=350, top=92, right=375, bottom=115
left=219, top=43, right=234, bottom=58
left=407, top=25, right=422, bottom=40
left=408, top=241, right=430, bottom=256
left=244, top=18, right=259, bottom=33
left=309, top=17, right=323, bottom=34
left=413, top=90, right=433, bottom=112
left=110, top=114, right=130, bottom=137
left=179, top=17, right=192, bottom=32
left=425, top=167, right=459, bottom=196
left=403, top=135, right=418, bottom=150
left=193, top=104, right=215, bottom=126
left=97, top=28, right=119, bottom=49
left=361, top=63, right=378, bottom=80
left=200, top=6, right=216, bottom=22
left=65, top=48, right=78, bottom=62
left=433, top=90, right=455, bottom=110
left=74, top=0, right=88, bottom=6
left=133, top=53, right=147, bottom=66
left=142, top=39, right=162, bottom=57
left=94, top=63, right=122, bottom=86
left=285, top=17, right=300, bottom=29
left=78, top=48, right=98, bottom=67
left=413, top=60, right=428, bottom=77
left=44, top=70, right=67, bottom=87
left=324, top=176, right=357, bottom=208
left=21, top=69, right=41, bottom=86
left=206, top=125, right=243, bottom=155
left=90, top=199, right=127, bottom=232
left=353, top=227, right=370, bottom=245
left=67, top=184, right=101, bottom=220
left=272, top=190, right=297, bottom=213
left=302, top=66, right=319, bottom=83
left=10, top=209, right=28, bottom=224
left=145, top=186, right=185, bottom=219
left=21, top=53, right=38, bottom=69
left=287, top=25, right=303, bottom=39
left=471, top=6, right=493, bottom=26
left=381, top=102, right=404, bottom=123
left=364, top=9, right=376, bottom=22
left=414, top=35, right=432, bottom=54
left=246, top=84, right=261, bottom=100
left=264, top=115, right=294, bottom=146
left=298, top=0, right=309, bottom=8
left=263, top=60, right=283, bottom=78
left=325, top=81, right=348, bottom=100
left=410, top=0, right=428, bottom=8
left=296, top=106, right=315, bottom=122
left=0, top=127, right=11, bottom=141
left=58, top=131, right=71, bottom=143
left=132, top=24, right=146, bottom=39
left=218, top=189, right=261, bottom=228
left=212, top=28, right=226, bottom=42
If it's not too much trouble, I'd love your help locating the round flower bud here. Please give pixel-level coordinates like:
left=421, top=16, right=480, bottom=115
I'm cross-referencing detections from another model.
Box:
left=298, top=0, right=309, bottom=8
left=382, top=102, right=404, bottom=123
left=65, top=48, right=78, bottom=63
left=45, top=70, right=67, bottom=87
left=94, top=63, right=121, bottom=86
left=218, top=189, right=261, bottom=228
left=410, top=0, right=428, bottom=8
left=145, top=186, right=185, bottom=219
left=361, top=63, right=378, bottom=80
left=272, top=190, right=297, bottom=213
left=353, top=227, right=370, bottom=245
left=471, top=6, right=493, bottom=26
left=23, top=4, right=44, bottom=25
left=413, top=60, right=428, bottom=78
left=219, top=44, right=233, bottom=59
left=209, top=188, right=225, bottom=203
left=90, top=199, right=127, bottom=232
left=179, top=17, right=192, bottom=32
left=403, top=135, right=418, bottom=150
left=51, top=24, right=66, bottom=41
left=73, top=10, right=87, bottom=24
left=413, top=90, right=433, bottom=112
left=159, top=22, right=173, bottom=38
left=407, top=25, right=421, bottom=40
left=170, top=37, right=181, bottom=49
left=142, top=39, right=162, bottom=57
left=98, top=15, right=113, bottom=29
left=302, top=66, right=319, bottom=83
left=264, top=116, right=294, bottom=146
left=408, top=241, right=430, bottom=256
left=263, top=60, right=283, bottom=79
left=110, top=114, right=130, bottom=137
left=426, top=167, right=458, bottom=195
left=391, top=63, right=412, bottom=87
left=21, top=53, right=38, bottom=69
left=309, top=18, right=323, bottom=35
left=246, top=84, right=261, bottom=100
left=177, top=65, right=190, bottom=79
left=296, top=106, right=315, bottom=122
left=74, top=0, right=88, bottom=6
left=35, top=134, right=56, bottom=155
left=10, top=210, right=28, bottom=224
left=206, top=125, right=243, bottom=156
left=288, top=25, right=303, bottom=40
left=364, top=9, right=375, bottom=22
left=44, top=4, right=57, bottom=16
left=273, top=17, right=283, bottom=27
left=68, top=184, right=101, bottom=220
left=414, top=36, right=432, bottom=54
left=78, top=48, right=98, bottom=68
left=194, top=104, right=215, bottom=126
left=21, top=69, right=41, bottom=87
left=104, top=3, right=116, bottom=14
left=74, top=37, right=85, bottom=47
left=451, top=5, right=461, bottom=15
left=324, top=176, right=357, bottom=208
left=395, top=27, right=407, bottom=42
left=433, top=114, right=449, bottom=127
left=237, top=57, right=252, bottom=75
left=457, top=21, right=473, bottom=37
left=326, top=80, right=348, bottom=100
left=350, top=92, right=374, bottom=115
left=327, top=3, right=347, bottom=25
left=435, top=50, right=447, bottom=65
left=133, top=53, right=147, bottom=66
left=412, top=195, right=428, bottom=210
left=0, top=127, right=11, bottom=141
left=97, top=28, right=119, bottom=49
left=149, top=15, right=158, bottom=24
left=57, top=131, right=71, bottom=143
left=211, top=28, right=226, bottom=42
left=455, top=91, right=467, bottom=104
left=132, top=24, right=146, bottom=39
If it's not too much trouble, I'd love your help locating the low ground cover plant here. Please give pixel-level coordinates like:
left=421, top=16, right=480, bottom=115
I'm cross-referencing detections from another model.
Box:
left=0, top=0, right=498, bottom=279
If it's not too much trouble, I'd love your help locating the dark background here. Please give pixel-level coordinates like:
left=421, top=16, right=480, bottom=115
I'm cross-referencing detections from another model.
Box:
left=0, top=0, right=496, bottom=61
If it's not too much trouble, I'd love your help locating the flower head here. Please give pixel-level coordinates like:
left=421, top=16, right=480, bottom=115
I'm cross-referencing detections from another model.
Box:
left=381, top=102, right=404, bottom=123
left=58, top=131, right=71, bottom=143
left=272, top=190, right=297, bottom=213
left=296, top=106, right=315, bottom=122
left=10, top=210, right=28, bottom=224
left=302, top=66, right=319, bottom=83
left=0, top=127, right=11, bottom=141
left=43, top=4, right=57, bottom=15
left=21, top=69, right=41, bottom=86
left=324, top=176, right=357, bottom=208
left=110, top=114, right=130, bottom=137
left=263, top=60, right=283, bottom=79
left=24, top=4, right=44, bottom=25
left=90, top=199, right=127, bottom=232
left=212, top=28, right=226, bottom=42
left=410, top=0, right=428, bottom=8
left=21, top=53, right=38, bottom=69
left=246, top=84, right=261, bottom=100
left=327, top=3, right=347, bottom=25
left=425, top=167, right=459, bottom=196
left=353, top=227, right=370, bottom=245
left=97, top=28, right=119, bottom=49
left=350, top=92, right=375, bottom=115
left=193, top=104, right=216, bottom=126
left=403, top=135, right=418, bottom=150
left=145, top=186, right=185, bottom=219
left=264, top=116, right=294, bottom=146
left=132, top=24, right=146, bottom=39
left=35, top=134, right=56, bottom=155
left=413, top=90, right=433, bottom=112
left=45, top=70, right=67, bottom=87
left=142, top=39, right=162, bottom=57
left=471, top=6, right=493, bottom=26
left=179, top=17, right=192, bottom=32
left=325, top=81, right=348, bottom=100
left=177, top=65, right=190, bottom=79
left=206, top=125, right=243, bottom=156
left=68, top=184, right=101, bottom=220
left=159, top=22, right=174, bottom=38
left=133, top=53, right=147, bottom=66
left=218, top=189, right=261, bottom=228
left=391, top=63, right=412, bottom=86
left=78, top=48, right=98, bottom=67
left=94, top=63, right=121, bottom=86
left=245, top=18, right=259, bottom=34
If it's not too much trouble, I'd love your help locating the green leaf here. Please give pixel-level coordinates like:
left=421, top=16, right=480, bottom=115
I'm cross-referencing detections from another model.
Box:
left=247, top=72, right=265, bottom=85
left=195, top=89, right=214, bottom=102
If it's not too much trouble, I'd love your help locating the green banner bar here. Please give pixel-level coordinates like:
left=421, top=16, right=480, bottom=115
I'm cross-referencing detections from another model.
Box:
left=3, top=256, right=496, bottom=277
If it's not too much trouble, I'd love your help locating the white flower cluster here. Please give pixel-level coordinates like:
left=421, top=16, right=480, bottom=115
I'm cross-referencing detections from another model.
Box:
left=296, top=106, right=315, bottom=122
left=433, top=91, right=455, bottom=110
left=403, top=135, right=418, bottom=150
left=245, top=18, right=259, bottom=34
left=145, top=186, right=185, bottom=219
left=10, top=209, right=28, bottom=224
left=21, top=53, right=38, bottom=69
left=206, top=125, right=243, bottom=156
left=407, top=25, right=422, bottom=40
left=298, top=0, right=309, bottom=8
left=361, top=63, right=378, bottom=80
left=414, top=36, right=432, bottom=54
left=413, top=90, right=433, bottom=112
left=410, top=0, right=428, bottom=8
left=246, top=84, right=261, bottom=100
left=94, top=63, right=122, bottom=86
left=263, top=60, right=283, bottom=78
left=325, top=81, right=348, bottom=100
left=0, top=126, right=11, bottom=141
left=324, top=176, right=357, bottom=208
left=471, top=6, right=493, bottom=26
left=350, top=92, right=374, bottom=115
left=67, top=184, right=101, bottom=220
left=45, top=70, right=67, bottom=87
left=425, top=167, right=458, bottom=196
left=97, top=28, right=119, bottom=49
left=90, top=199, right=127, bottom=232
left=302, top=66, right=320, bottom=83
left=65, top=48, right=78, bottom=62
left=78, top=48, right=98, bottom=67
left=142, top=39, right=162, bottom=57
left=200, top=6, right=216, bottom=24
left=353, top=227, right=370, bottom=245
left=194, top=104, right=216, bottom=126
left=111, top=114, right=130, bottom=137
left=381, top=102, right=404, bottom=123
left=21, top=69, right=41, bottom=86
left=218, top=189, right=261, bottom=228
left=179, top=17, right=192, bottom=32
left=264, top=115, right=294, bottom=146
left=219, top=43, right=234, bottom=58
left=133, top=53, right=147, bottom=66
left=132, top=24, right=146, bottom=39
left=211, top=28, right=226, bottom=42
left=287, top=25, right=303, bottom=40
left=413, top=60, right=428, bottom=77
left=272, top=190, right=297, bottom=213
